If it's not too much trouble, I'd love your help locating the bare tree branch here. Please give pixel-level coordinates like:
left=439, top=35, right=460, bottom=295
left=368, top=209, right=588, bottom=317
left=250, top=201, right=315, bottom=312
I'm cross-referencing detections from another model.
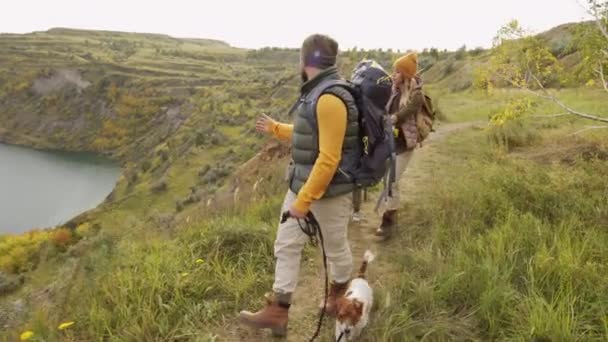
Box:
left=529, top=91, right=608, bottom=123
left=526, top=69, right=608, bottom=123
left=531, top=113, right=570, bottom=118
left=599, top=62, right=608, bottom=93
left=570, top=125, right=608, bottom=135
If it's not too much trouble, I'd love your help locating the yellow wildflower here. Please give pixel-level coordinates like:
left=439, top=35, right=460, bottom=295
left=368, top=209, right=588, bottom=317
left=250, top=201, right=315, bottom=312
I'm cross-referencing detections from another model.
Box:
left=20, top=331, right=34, bottom=340
left=58, top=321, right=75, bottom=330
left=195, top=259, right=205, bottom=264
left=181, top=272, right=189, bottom=277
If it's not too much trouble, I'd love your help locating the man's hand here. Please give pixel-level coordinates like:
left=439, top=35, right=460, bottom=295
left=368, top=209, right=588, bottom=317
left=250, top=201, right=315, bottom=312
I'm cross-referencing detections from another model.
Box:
left=255, top=114, right=275, bottom=135
left=288, top=204, right=307, bottom=219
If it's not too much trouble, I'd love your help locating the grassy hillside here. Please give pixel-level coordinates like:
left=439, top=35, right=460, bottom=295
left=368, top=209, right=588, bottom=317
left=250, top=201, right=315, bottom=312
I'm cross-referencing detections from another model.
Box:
left=0, top=27, right=299, bottom=157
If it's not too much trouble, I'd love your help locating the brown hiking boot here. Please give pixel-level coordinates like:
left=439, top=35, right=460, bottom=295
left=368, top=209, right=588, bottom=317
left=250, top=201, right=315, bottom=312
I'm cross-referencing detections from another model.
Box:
left=239, top=292, right=289, bottom=337
left=375, top=210, right=397, bottom=240
left=319, top=281, right=349, bottom=316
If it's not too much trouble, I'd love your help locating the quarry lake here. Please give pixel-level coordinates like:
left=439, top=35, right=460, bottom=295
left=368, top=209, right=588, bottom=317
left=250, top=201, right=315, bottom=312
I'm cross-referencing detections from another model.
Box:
left=0, top=143, right=120, bottom=234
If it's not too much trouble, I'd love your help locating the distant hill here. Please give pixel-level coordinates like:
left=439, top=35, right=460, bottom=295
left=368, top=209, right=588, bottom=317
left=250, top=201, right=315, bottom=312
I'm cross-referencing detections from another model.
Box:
left=0, top=27, right=298, bottom=157
left=421, top=21, right=592, bottom=91
left=42, top=27, right=232, bottom=47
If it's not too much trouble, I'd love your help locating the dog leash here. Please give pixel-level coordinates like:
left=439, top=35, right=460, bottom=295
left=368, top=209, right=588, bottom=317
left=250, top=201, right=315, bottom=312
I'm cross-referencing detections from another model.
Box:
left=281, top=211, right=328, bottom=342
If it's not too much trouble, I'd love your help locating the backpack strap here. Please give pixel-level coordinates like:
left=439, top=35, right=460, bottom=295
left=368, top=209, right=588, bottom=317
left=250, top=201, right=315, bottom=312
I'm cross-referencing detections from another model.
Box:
left=420, top=92, right=433, bottom=115
left=310, top=79, right=354, bottom=105
left=287, top=97, right=302, bottom=116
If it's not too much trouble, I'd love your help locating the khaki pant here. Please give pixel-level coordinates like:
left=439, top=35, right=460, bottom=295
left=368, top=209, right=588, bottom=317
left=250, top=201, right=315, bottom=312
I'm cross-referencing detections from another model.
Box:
left=273, top=190, right=353, bottom=295
left=386, top=150, right=415, bottom=211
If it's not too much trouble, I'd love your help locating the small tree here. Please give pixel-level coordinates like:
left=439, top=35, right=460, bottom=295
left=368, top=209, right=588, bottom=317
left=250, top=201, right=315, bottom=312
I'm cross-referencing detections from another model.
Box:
left=577, top=0, right=608, bottom=93
left=429, top=48, right=440, bottom=60
left=454, top=45, right=468, bottom=60
left=484, top=4, right=608, bottom=127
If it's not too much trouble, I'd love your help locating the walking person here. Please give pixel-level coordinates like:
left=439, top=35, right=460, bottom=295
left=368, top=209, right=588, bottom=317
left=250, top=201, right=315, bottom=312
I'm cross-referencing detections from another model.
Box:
left=239, top=34, right=360, bottom=337
left=376, top=52, right=424, bottom=240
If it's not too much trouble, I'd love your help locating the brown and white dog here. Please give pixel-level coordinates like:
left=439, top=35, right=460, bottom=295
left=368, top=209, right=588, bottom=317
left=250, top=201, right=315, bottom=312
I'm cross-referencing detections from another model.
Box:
left=335, top=250, right=375, bottom=341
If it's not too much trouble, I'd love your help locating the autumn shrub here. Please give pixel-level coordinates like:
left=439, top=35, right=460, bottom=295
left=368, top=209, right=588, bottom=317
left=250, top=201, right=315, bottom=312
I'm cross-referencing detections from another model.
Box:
left=0, top=225, right=86, bottom=275
left=49, top=228, right=72, bottom=249
left=0, top=231, right=50, bottom=274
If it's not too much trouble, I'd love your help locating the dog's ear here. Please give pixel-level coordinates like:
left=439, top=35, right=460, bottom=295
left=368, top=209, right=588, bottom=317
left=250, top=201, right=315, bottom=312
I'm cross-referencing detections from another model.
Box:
left=353, top=299, right=364, bottom=316
left=335, top=297, right=350, bottom=320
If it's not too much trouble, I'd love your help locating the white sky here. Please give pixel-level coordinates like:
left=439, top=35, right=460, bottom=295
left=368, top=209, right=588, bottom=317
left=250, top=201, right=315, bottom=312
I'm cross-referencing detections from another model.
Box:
left=1, top=0, right=592, bottom=51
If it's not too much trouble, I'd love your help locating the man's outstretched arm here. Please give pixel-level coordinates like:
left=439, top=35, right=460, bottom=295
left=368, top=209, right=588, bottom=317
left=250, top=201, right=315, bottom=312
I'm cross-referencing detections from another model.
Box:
left=256, top=114, right=293, bottom=141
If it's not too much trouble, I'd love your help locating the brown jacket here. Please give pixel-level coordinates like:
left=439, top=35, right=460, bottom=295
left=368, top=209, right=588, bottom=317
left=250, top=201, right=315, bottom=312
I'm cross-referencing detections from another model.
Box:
left=386, top=78, right=424, bottom=153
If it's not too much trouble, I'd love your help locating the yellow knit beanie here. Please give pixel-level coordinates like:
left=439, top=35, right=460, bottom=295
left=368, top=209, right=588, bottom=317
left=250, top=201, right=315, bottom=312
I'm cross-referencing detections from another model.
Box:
left=393, top=53, right=418, bottom=78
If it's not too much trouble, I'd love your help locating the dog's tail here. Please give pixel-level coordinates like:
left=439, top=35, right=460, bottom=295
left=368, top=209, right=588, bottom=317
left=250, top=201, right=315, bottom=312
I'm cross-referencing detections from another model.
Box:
left=357, top=250, right=375, bottom=278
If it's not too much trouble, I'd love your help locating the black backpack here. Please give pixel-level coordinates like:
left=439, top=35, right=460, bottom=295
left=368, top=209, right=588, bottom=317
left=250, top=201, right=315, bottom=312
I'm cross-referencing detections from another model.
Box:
left=348, top=60, right=395, bottom=188
left=302, top=60, right=395, bottom=189
left=289, top=60, right=396, bottom=195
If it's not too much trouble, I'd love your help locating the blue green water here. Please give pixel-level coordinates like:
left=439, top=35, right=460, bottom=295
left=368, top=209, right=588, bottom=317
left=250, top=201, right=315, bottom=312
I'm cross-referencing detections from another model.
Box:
left=0, top=143, right=120, bottom=234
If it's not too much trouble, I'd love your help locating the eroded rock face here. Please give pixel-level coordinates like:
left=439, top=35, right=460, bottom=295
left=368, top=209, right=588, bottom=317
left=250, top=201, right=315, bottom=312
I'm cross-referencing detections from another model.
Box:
left=32, top=69, right=91, bottom=95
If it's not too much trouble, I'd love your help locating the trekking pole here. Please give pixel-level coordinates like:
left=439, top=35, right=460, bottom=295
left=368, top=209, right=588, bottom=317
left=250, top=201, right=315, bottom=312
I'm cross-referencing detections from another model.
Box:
left=280, top=210, right=328, bottom=342
left=387, top=120, right=398, bottom=194
left=375, top=119, right=398, bottom=213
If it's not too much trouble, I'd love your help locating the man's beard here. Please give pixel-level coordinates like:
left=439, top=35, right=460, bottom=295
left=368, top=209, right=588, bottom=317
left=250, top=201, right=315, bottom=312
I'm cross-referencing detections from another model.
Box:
left=300, top=69, right=308, bottom=83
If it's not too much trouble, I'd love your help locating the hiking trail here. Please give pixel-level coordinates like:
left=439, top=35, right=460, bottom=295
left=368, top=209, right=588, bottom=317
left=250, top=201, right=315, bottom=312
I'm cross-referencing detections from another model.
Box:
left=218, top=121, right=483, bottom=342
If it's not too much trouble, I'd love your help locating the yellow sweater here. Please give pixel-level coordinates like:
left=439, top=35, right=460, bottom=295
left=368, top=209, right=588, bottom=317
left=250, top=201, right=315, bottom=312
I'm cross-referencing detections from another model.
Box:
left=270, top=93, right=347, bottom=212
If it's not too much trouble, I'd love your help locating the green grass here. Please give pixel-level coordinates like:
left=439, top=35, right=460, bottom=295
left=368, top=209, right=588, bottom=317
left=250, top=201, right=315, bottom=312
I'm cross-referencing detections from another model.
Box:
left=432, top=87, right=608, bottom=123
left=368, top=121, right=608, bottom=341
left=1, top=193, right=284, bottom=342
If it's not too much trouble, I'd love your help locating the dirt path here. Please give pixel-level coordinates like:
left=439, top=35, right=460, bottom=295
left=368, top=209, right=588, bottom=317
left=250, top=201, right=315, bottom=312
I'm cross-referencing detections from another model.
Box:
left=219, top=121, right=483, bottom=342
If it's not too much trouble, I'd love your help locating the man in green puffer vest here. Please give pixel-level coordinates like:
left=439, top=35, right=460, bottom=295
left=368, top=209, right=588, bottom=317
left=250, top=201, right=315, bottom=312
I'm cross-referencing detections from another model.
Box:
left=239, top=34, right=360, bottom=337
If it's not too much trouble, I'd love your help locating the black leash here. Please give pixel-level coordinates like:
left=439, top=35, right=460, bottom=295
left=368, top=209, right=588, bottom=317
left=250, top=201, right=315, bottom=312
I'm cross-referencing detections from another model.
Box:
left=281, top=211, right=328, bottom=342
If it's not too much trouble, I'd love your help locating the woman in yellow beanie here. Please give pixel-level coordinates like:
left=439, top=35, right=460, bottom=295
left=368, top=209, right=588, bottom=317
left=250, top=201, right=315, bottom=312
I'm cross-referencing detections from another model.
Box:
left=376, top=52, right=425, bottom=240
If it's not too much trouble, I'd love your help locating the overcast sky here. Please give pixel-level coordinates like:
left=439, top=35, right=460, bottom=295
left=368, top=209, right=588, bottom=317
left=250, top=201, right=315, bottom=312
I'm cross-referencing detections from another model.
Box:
left=1, top=0, right=592, bottom=51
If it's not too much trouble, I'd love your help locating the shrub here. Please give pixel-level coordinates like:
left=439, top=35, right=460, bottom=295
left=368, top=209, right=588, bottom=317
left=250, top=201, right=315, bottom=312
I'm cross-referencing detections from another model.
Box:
left=0, top=231, right=50, bottom=274
left=140, top=159, right=152, bottom=172
left=50, top=228, right=72, bottom=249
left=0, top=272, right=24, bottom=295
left=469, top=46, right=486, bottom=56
left=454, top=45, right=468, bottom=60
left=75, top=223, right=93, bottom=239
left=151, top=179, right=168, bottom=193
left=441, top=57, right=456, bottom=78
left=487, top=119, right=539, bottom=150
left=175, top=200, right=184, bottom=212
